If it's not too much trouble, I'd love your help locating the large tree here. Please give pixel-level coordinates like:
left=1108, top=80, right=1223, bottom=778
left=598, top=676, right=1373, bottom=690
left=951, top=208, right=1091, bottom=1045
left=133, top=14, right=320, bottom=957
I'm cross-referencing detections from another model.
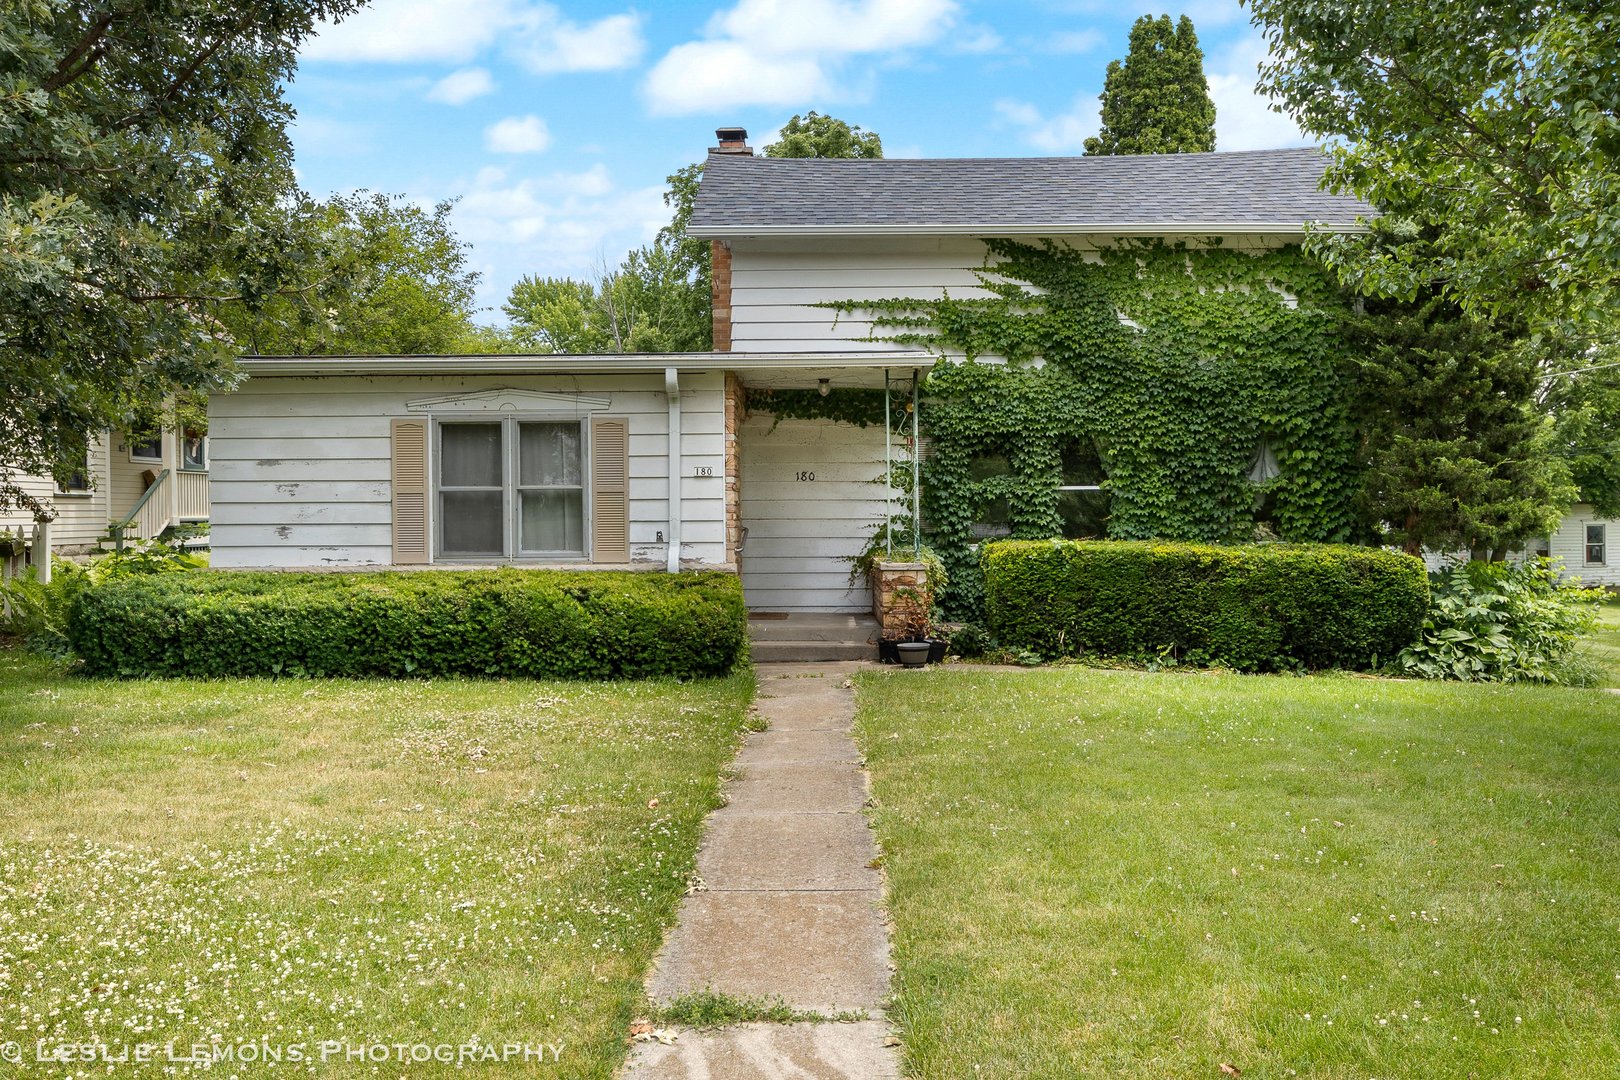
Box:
left=1, top=0, right=363, bottom=514
left=1246, top=0, right=1619, bottom=347
left=1343, top=292, right=1575, bottom=558
left=219, top=192, right=485, bottom=356
left=764, top=112, right=883, bottom=159
left=1084, top=15, right=1216, bottom=155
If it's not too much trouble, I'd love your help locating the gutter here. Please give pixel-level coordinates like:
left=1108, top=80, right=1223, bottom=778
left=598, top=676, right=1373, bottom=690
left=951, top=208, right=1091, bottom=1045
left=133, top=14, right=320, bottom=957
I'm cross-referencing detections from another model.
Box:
left=237, top=352, right=937, bottom=378
left=686, top=220, right=1373, bottom=238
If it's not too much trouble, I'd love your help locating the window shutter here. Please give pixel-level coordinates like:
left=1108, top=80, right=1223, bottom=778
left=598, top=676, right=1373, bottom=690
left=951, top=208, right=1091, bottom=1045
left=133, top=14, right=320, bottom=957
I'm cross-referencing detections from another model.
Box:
left=590, top=417, right=629, bottom=563
left=391, top=419, right=430, bottom=564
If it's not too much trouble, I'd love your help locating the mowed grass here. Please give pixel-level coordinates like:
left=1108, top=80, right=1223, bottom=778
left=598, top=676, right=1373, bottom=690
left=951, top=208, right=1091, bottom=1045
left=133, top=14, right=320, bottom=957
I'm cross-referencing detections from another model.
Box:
left=856, top=667, right=1620, bottom=1079
left=0, top=649, right=753, bottom=1078
left=1588, top=599, right=1620, bottom=688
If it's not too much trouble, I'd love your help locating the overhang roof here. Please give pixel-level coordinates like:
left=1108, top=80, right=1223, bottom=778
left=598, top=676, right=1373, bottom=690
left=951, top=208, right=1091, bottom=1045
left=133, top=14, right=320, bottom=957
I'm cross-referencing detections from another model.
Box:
left=236, top=352, right=937, bottom=377
left=688, top=147, right=1371, bottom=237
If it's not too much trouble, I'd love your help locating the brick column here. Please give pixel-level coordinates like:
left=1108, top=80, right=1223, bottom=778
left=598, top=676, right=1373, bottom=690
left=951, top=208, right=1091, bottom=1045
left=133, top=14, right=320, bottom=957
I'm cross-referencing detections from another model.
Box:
left=871, top=561, right=931, bottom=637
left=711, top=239, right=732, bottom=353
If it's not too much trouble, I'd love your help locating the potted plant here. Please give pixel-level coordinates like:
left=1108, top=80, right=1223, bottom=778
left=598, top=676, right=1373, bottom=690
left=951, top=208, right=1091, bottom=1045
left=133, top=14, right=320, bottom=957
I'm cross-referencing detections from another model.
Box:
left=0, top=531, right=25, bottom=559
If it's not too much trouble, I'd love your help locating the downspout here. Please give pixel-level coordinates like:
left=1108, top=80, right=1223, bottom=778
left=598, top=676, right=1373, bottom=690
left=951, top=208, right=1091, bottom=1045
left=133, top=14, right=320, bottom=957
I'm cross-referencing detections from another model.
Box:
left=912, top=369, right=922, bottom=559
left=665, top=366, right=681, bottom=573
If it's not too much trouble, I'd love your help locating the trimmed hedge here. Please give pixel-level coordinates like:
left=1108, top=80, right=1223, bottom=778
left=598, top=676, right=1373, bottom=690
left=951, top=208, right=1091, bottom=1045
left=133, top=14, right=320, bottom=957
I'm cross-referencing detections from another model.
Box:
left=69, top=569, right=747, bottom=679
left=983, top=540, right=1429, bottom=671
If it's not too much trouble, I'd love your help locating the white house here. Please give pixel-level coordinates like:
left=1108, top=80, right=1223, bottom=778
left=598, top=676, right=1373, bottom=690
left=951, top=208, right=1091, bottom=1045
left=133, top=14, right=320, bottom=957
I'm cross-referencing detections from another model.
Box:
left=207, top=129, right=1370, bottom=613
left=1, top=427, right=210, bottom=557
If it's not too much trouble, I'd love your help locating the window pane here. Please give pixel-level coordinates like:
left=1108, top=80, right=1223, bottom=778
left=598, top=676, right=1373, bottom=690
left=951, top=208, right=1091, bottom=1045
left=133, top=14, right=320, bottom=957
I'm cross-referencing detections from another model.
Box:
left=181, top=434, right=206, bottom=470
left=1061, top=441, right=1106, bottom=487
left=520, top=422, right=582, bottom=486
left=441, top=424, right=502, bottom=487
left=441, top=491, right=502, bottom=554
left=521, top=490, right=584, bottom=553
left=1058, top=490, right=1110, bottom=539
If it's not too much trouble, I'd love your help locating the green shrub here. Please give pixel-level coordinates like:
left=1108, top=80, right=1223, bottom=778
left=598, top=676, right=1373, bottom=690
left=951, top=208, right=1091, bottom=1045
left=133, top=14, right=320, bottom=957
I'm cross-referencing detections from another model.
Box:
left=982, top=540, right=1428, bottom=671
left=69, top=570, right=747, bottom=679
left=1398, top=559, right=1601, bottom=684
left=0, top=561, right=91, bottom=658
left=90, top=532, right=208, bottom=582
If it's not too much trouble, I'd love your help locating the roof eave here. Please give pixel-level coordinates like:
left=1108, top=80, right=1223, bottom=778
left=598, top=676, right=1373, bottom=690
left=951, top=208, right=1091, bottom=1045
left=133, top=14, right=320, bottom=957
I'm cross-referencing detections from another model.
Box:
left=687, top=220, right=1371, bottom=238
left=235, top=351, right=939, bottom=378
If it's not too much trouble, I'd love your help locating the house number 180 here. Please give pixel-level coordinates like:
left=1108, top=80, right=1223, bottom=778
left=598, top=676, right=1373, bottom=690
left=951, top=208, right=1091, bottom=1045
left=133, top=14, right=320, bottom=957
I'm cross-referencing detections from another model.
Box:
left=795, top=471, right=816, bottom=482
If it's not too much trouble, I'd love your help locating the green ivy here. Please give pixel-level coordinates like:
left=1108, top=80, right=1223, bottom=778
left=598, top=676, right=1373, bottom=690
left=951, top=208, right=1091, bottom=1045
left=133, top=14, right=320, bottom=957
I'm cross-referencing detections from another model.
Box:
left=743, top=387, right=890, bottom=428
left=827, top=239, right=1360, bottom=617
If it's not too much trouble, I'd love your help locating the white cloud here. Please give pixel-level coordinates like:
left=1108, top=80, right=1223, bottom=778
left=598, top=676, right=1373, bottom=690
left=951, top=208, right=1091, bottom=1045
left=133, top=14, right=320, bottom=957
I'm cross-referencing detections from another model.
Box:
left=511, top=11, right=644, bottom=73
left=1205, top=34, right=1310, bottom=151
left=426, top=67, right=496, bottom=105
left=303, top=0, right=643, bottom=72
left=994, top=96, right=1098, bottom=153
left=644, top=0, right=960, bottom=115
left=440, top=165, right=671, bottom=313
left=485, top=114, right=552, bottom=153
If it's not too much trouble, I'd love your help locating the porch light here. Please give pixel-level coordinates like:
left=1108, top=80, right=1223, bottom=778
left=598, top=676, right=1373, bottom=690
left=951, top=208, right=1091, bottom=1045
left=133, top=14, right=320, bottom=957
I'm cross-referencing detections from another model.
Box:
left=818, top=378, right=831, bottom=397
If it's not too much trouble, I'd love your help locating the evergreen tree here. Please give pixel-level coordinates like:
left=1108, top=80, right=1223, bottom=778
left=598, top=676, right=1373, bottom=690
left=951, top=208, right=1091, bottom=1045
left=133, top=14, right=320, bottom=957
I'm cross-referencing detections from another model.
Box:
left=1343, top=294, right=1575, bottom=558
left=1084, top=15, right=1216, bottom=155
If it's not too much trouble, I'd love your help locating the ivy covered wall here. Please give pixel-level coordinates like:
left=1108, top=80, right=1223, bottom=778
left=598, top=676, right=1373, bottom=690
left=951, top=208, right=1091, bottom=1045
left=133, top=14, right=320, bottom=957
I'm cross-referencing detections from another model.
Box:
left=751, top=239, right=1362, bottom=618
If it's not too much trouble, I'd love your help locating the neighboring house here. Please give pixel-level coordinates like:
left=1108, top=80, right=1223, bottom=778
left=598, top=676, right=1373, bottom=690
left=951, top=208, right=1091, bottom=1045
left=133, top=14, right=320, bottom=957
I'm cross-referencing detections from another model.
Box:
left=1, top=428, right=210, bottom=555
left=207, top=128, right=1367, bottom=612
left=1537, top=506, right=1620, bottom=588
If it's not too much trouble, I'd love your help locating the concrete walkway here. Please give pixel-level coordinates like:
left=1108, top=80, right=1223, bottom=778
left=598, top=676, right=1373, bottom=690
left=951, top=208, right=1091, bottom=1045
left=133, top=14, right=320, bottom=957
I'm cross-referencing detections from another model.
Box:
left=623, top=663, right=899, bottom=1080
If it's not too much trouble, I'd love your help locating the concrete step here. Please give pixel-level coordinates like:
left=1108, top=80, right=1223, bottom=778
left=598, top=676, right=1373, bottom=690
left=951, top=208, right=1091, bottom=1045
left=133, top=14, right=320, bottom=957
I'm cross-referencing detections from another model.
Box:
left=750, top=640, right=877, bottom=663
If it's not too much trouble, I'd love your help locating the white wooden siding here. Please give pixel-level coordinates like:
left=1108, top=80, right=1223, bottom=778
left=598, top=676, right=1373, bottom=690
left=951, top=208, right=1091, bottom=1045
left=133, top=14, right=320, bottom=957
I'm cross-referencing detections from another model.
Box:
left=727, top=233, right=1297, bottom=354
left=738, top=413, right=897, bottom=611
left=209, top=373, right=728, bottom=569
left=1548, top=504, right=1620, bottom=587
left=1, top=438, right=113, bottom=550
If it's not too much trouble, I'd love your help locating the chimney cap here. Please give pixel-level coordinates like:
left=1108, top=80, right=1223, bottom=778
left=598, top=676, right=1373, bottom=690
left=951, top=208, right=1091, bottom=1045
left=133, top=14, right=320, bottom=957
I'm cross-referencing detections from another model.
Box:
left=715, top=126, right=748, bottom=143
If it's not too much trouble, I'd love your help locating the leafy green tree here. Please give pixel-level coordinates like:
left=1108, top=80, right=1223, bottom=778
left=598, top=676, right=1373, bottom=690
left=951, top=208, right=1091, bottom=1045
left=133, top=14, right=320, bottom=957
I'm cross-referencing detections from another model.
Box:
left=1248, top=0, right=1620, bottom=347
left=221, top=192, right=486, bottom=356
left=1084, top=15, right=1216, bottom=155
left=0, top=0, right=363, bottom=515
left=1342, top=293, right=1575, bottom=558
left=764, top=112, right=883, bottom=159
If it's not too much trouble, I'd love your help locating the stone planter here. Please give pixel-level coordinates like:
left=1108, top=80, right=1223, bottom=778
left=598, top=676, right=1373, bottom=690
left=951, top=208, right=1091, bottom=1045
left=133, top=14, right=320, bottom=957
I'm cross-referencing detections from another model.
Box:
left=870, top=560, right=931, bottom=638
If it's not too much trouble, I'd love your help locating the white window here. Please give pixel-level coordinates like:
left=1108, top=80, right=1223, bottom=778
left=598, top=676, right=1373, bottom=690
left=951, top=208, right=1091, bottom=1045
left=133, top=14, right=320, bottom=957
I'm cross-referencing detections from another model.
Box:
left=436, top=419, right=586, bottom=560
left=128, top=434, right=162, bottom=462
left=55, top=451, right=92, bottom=495
left=1057, top=440, right=1109, bottom=539
left=1586, top=523, right=1606, bottom=566
left=180, top=432, right=207, bottom=471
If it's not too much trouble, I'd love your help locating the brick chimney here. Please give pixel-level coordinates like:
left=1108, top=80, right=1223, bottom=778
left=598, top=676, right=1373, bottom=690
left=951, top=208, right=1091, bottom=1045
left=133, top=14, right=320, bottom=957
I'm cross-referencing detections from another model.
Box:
left=712, top=126, right=752, bottom=155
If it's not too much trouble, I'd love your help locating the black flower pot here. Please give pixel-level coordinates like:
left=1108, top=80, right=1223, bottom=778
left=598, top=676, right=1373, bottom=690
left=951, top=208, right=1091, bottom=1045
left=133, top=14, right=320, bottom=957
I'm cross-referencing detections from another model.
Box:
left=896, top=641, right=932, bottom=668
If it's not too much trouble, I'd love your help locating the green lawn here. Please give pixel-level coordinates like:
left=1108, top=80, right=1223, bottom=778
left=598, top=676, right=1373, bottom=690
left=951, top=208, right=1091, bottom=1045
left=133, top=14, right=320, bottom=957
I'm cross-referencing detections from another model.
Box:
left=0, top=649, right=753, bottom=1078
left=1589, top=599, right=1620, bottom=688
left=857, top=667, right=1620, bottom=1079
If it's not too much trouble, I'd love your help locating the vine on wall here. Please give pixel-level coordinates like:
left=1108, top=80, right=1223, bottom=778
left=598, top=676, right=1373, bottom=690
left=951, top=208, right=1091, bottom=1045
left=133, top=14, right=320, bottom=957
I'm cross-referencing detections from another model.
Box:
left=825, top=238, right=1360, bottom=617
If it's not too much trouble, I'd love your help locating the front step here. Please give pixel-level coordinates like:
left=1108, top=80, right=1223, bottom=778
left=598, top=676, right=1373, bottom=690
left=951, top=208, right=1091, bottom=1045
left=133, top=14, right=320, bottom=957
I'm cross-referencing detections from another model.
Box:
left=751, top=640, right=878, bottom=663
left=748, top=612, right=880, bottom=643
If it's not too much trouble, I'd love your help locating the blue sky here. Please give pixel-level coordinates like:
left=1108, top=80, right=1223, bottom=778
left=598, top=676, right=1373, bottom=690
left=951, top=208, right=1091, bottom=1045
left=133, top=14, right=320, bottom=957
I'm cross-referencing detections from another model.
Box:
left=288, top=0, right=1310, bottom=323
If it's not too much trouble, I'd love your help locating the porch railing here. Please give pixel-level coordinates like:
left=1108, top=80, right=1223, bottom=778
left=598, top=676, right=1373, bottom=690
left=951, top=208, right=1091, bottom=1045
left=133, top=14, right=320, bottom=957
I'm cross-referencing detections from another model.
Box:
left=176, top=469, right=209, bottom=520
left=110, top=469, right=171, bottom=550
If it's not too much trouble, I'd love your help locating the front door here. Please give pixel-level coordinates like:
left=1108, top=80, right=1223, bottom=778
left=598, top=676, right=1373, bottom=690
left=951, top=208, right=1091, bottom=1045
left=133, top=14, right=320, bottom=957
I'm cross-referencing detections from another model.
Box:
left=737, top=412, right=895, bottom=611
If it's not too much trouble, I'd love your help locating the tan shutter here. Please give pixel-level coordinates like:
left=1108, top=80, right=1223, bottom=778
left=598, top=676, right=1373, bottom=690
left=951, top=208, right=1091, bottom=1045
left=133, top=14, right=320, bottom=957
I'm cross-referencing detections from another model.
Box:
left=391, top=419, right=430, bottom=564
left=590, top=417, right=630, bottom=563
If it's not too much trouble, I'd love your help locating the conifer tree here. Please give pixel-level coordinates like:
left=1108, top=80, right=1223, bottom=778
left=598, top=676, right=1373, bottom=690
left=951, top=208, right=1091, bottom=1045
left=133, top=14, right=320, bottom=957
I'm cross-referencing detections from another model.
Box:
left=1085, top=15, right=1217, bottom=155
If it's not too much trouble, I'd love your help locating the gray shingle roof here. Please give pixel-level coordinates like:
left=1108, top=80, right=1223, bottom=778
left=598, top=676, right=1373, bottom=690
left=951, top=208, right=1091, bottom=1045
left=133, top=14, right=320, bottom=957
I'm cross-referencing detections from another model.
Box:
left=688, top=148, right=1371, bottom=235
